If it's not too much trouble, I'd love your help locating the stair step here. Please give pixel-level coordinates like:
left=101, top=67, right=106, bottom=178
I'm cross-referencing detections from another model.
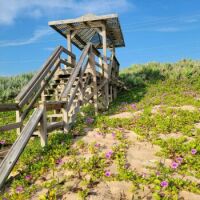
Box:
left=57, top=68, right=74, bottom=75
left=47, top=114, right=63, bottom=118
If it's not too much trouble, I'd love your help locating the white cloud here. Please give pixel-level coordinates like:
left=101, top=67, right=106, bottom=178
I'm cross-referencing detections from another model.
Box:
left=0, top=0, right=132, bottom=25
left=0, top=28, right=53, bottom=47
left=184, top=18, right=199, bottom=23
left=155, top=27, right=181, bottom=32
left=44, top=47, right=56, bottom=51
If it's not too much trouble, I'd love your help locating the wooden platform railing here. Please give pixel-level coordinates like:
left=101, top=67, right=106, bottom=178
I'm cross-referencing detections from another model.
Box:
left=0, top=42, right=122, bottom=189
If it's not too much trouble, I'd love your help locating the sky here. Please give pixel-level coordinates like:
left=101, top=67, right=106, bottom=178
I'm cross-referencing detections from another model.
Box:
left=0, top=0, right=200, bottom=75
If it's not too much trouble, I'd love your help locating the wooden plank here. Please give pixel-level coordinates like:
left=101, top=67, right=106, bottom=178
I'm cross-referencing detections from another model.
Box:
left=102, top=23, right=109, bottom=109
left=60, top=59, right=74, bottom=68
left=92, top=45, right=101, bottom=57
left=62, top=47, right=76, bottom=59
left=0, top=122, right=22, bottom=132
left=38, top=102, right=47, bottom=147
left=89, top=49, right=98, bottom=115
left=95, top=61, right=103, bottom=69
left=46, top=101, right=66, bottom=111
left=66, top=83, right=79, bottom=112
left=67, top=31, right=72, bottom=64
left=0, top=108, right=43, bottom=189
left=47, top=121, right=64, bottom=132
left=61, top=43, right=91, bottom=98
left=48, top=14, right=118, bottom=26
left=0, top=103, right=18, bottom=112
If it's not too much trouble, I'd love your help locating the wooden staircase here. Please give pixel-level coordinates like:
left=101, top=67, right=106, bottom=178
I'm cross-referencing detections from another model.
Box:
left=0, top=42, right=123, bottom=189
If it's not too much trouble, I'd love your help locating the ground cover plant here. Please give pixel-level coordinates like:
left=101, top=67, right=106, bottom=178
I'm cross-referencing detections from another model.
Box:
left=1, top=59, right=200, bottom=199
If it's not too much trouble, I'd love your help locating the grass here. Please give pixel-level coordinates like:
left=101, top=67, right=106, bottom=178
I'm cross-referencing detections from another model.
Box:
left=1, top=59, right=200, bottom=199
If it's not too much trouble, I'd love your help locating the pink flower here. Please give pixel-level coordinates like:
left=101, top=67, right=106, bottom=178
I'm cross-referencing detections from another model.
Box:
left=176, top=157, right=183, bottom=164
left=56, top=158, right=63, bottom=165
left=25, top=175, right=32, bottom=181
left=105, top=151, right=113, bottom=159
left=0, top=140, right=5, bottom=145
left=131, top=104, right=137, bottom=109
left=16, top=186, right=24, bottom=193
left=95, top=143, right=100, bottom=148
left=142, top=172, right=147, bottom=178
left=156, top=171, right=160, bottom=176
left=124, top=163, right=129, bottom=169
left=160, top=181, right=168, bottom=187
left=191, top=149, right=197, bottom=155
left=105, top=170, right=111, bottom=177
left=171, top=161, right=179, bottom=169
left=86, top=117, right=94, bottom=124
left=112, top=133, right=115, bottom=137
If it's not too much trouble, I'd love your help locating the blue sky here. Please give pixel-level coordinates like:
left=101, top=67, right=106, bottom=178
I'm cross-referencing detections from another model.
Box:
left=0, top=0, right=200, bottom=75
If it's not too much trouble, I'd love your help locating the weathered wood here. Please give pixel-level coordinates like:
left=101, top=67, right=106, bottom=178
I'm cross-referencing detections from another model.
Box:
left=0, top=103, right=18, bottom=112
left=62, top=47, right=76, bottom=59
left=67, top=83, right=80, bottom=112
left=102, top=23, right=109, bottom=109
left=18, top=57, right=61, bottom=108
left=60, top=59, right=74, bottom=68
left=0, top=108, right=43, bottom=189
left=0, top=122, right=22, bottom=132
left=16, top=109, right=22, bottom=135
left=38, top=102, right=47, bottom=147
left=89, top=49, right=98, bottom=115
left=46, top=101, right=66, bottom=110
left=16, top=46, right=62, bottom=102
left=20, top=59, right=61, bottom=121
left=47, top=121, right=64, bottom=132
left=62, top=103, right=68, bottom=133
left=67, top=31, right=72, bottom=64
left=61, top=43, right=91, bottom=98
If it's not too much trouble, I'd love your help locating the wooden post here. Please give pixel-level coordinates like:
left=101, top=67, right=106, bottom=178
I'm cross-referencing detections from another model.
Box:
left=67, top=31, right=72, bottom=65
left=62, top=103, right=69, bottom=133
left=102, top=24, right=109, bottom=109
left=16, top=106, right=22, bottom=136
left=89, top=48, right=98, bottom=115
left=39, top=101, right=47, bottom=147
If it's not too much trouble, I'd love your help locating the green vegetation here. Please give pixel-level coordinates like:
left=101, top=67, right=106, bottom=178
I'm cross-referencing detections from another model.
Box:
left=1, top=59, right=200, bottom=199
left=0, top=73, right=34, bottom=102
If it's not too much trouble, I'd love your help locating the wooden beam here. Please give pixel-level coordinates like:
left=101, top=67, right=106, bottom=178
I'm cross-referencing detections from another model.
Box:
left=61, top=43, right=91, bottom=98
left=0, top=103, right=19, bottom=112
left=102, top=23, right=109, bottom=109
left=0, top=108, right=43, bottom=189
left=47, top=121, right=64, bottom=132
left=89, top=48, right=98, bottom=115
left=67, top=31, right=72, bottom=64
left=0, top=122, right=22, bottom=132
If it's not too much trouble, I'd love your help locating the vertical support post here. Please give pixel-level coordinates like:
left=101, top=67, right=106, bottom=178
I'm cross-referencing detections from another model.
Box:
left=89, top=47, right=98, bottom=115
left=110, top=85, right=113, bottom=102
left=39, top=101, right=47, bottom=147
left=102, top=23, right=109, bottom=109
left=67, top=31, right=72, bottom=65
left=16, top=103, right=21, bottom=135
left=79, top=76, right=84, bottom=105
left=62, top=103, right=69, bottom=133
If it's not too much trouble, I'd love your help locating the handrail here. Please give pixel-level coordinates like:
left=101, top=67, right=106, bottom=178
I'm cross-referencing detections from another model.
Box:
left=61, top=43, right=91, bottom=98
left=0, top=108, right=43, bottom=189
left=16, top=46, right=62, bottom=102
left=16, top=46, right=76, bottom=107
left=0, top=103, right=19, bottom=112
